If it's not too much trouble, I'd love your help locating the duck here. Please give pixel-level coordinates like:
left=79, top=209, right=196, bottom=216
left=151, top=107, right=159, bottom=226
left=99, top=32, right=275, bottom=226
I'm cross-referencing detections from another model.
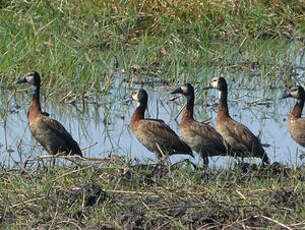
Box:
left=171, top=83, right=228, bottom=166
left=130, top=88, right=193, bottom=159
left=16, top=71, right=82, bottom=157
left=205, top=77, right=269, bottom=164
left=281, top=85, right=305, bottom=147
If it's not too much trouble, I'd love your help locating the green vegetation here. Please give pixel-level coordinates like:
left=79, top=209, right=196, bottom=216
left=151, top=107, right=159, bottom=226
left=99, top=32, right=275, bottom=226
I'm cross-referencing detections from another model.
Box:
left=0, top=0, right=304, bottom=97
left=1, top=0, right=305, bottom=228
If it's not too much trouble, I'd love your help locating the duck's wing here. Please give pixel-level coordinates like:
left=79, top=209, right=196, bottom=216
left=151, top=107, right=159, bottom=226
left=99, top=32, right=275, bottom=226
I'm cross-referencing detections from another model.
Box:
left=31, top=116, right=82, bottom=156
left=137, top=119, right=192, bottom=156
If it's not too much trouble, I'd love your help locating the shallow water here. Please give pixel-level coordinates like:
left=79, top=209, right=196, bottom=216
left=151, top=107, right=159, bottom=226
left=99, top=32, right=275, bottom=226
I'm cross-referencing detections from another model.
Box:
left=2, top=42, right=305, bottom=168
left=1, top=73, right=303, bottom=168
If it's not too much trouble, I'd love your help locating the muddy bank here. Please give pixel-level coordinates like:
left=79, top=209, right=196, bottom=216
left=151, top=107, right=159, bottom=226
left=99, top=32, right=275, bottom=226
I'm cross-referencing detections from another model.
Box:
left=1, top=161, right=304, bottom=229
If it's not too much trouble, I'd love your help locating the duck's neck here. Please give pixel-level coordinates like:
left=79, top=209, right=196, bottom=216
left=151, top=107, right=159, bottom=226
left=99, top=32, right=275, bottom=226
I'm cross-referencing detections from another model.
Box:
left=289, top=98, right=304, bottom=119
left=131, top=102, right=146, bottom=123
left=28, top=86, right=42, bottom=121
left=217, top=88, right=230, bottom=119
left=182, top=94, right=194, bottom=122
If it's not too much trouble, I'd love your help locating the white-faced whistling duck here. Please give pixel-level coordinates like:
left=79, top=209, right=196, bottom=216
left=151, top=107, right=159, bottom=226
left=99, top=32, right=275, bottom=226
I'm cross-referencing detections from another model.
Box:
left=16, top=71, right=82, bottom=157
left=281, top=85, right=305, bottom=147
left=130, top=89, right=193, bottom=159
left=206, top=77, right=270, bottom=164
left=171, top=83, right=227, bottom=166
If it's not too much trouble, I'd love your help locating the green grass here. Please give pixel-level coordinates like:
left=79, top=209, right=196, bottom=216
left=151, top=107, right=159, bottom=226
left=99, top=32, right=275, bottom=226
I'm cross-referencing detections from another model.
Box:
left=0, top=0, right=304, bottom=98
left=1, top=159, right=304, bottom=229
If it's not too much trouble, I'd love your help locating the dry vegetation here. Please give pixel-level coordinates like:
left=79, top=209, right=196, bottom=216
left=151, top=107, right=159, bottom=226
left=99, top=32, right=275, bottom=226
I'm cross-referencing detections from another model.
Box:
left=1, top=159, right=305, bottom=229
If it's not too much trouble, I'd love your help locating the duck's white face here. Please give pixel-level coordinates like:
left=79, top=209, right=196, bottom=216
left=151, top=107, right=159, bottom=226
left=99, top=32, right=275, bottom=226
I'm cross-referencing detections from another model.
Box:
left=180, top=85, right=188, bottom=94
left=289, top=86, right=300, bottom=99
left=25, top=72, right=36, bottom=84
left=210, top=77, right=219, bottom=89
left=132, top=90, right=140, bottom=102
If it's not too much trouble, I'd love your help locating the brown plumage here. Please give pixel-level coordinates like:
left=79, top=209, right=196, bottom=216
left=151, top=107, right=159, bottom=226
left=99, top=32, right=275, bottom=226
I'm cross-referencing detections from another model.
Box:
left=281, top=86, right=305, bottom=147
left=171, top=83, right=227, bottom=166
left=16, top=71, right=82, bottom=156
left=130, top=89, right=193, bottom=159
left=206, top=77, right=269, bottom=164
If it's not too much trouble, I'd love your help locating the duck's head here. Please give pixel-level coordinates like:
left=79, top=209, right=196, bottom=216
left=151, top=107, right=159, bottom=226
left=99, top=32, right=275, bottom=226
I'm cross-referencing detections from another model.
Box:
left=16, top=71, right=41, bottom=87
left=208, top=77, right=227, bottom=91
left=132, top=89, right=148, bottom=106
left=282, top=86, right=305, bottom=101
left=171, top=83, right=194, bottom=96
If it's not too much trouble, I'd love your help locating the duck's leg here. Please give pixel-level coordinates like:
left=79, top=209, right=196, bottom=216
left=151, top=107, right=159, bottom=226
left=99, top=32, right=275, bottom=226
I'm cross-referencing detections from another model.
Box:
left=49, top=156, right=56, bottom=168
left=155, top=143, right=172, bottom=173
left=200, top=152, right=209, bottom=169
left=203, top=156, right=209, bottom=168
left=261, top=153, right=270, bottom=165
